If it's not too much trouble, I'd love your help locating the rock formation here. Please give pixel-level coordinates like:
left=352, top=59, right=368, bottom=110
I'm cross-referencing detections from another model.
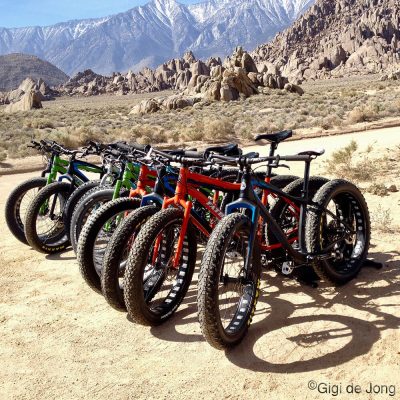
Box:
left=252, top=0, right=400, bottom=81
left=0, top=77, right=56, bottom=106
left=4, top=90, right=43, bottom=113
left=129, top=47, right=301, bottom=114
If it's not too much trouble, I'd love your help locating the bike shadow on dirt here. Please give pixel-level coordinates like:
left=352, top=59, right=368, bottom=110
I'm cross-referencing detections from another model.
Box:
left=150, top=247, right=400, bottom=373
left=45, top=249, right=76, bottom=261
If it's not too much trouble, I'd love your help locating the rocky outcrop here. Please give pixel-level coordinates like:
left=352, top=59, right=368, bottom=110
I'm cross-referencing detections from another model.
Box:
left=252, top=0, right=400, bottom=81
left=57, top=47, right=301, bottom=105
left=4, top=90, right=43, bottom=113
left=0, top=77, right=56, bottom=106
left=58, top=52, right=216, bottom=96
left=130, top=95, right=201, bottom=115
left=130, top=47, right=303, bottom=114
left=381, top=70, right=400, bottom=80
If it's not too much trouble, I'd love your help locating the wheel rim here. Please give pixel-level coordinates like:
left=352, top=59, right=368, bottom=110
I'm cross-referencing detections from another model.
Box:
left=36, top=193, right=67, bottom=245
left=93, top=212, right=126, bottom=276
left=320, top=192, right=367, bottom=275
left=218, top=227, right=257, bottom=336
left=142, top=220, right=190, bottom=316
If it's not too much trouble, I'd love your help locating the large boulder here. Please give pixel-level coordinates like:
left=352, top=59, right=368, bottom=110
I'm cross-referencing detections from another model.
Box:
left=222, top=68, right=258, bottom=97
left=220, top=84, right=239, bottom=101
left=190, top=60, right=210, bottom=77
left=129, top=98, right=161, bottom=115
left=203, top=80, right=221, bottom=101
left=18, top=77, right=37, bottom=93
left=175, top=70, right=192, bottom=90
left=242, top=52, right=258, bottom=73
left=4, top=90, right=43, bottom=113
left=284, top=83, right=304, bottom=96
left=162, top=95, right=199, bottom=111
left=6, top=88, right=25, bottom=103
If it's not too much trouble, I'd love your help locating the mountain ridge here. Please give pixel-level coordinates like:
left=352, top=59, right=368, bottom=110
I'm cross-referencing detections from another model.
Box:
left=0, top=53, right=69, bottom=91
left=0, top=0, right=315, bottom=75
left=252, top=0, right=400, bottom=80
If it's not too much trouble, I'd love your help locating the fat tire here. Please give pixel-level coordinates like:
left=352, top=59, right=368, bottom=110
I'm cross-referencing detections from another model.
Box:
left=124, top=208, right=197, bottom=325
left=5, top=177, right=47, bottom=244
left=101, top=205, right=159, bottom=311
left=77, top=197, right=141, bottom=293
left=266, top=176, right=330, bottom=257
left=305, top=179, right=371, bottom=285
left=24, top=181, right=72, bottom=253
left=198, top=213, right=261, bottom=350
left=69, top=186, right=116, bottom=253
left=63, top=180, right=101, bottom=240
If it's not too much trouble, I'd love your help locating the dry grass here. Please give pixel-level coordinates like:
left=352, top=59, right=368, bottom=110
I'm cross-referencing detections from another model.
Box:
left=371, top=205, right=397, bottom=233
left=323, top=138, right=399, bottom=199
left=1, top=75, right=400, bottom=159
left=323, top=140, right=376, bottom=183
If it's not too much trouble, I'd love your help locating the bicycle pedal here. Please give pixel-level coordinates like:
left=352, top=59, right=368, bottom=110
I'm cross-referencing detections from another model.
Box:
left=281, top=262, right=294, bottom=275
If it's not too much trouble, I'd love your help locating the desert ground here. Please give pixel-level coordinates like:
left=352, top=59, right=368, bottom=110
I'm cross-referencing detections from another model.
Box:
left=0, top=127, right=399, bottom=400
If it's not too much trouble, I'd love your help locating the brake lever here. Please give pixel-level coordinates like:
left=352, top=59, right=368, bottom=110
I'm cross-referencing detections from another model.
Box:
left=276, top=163, right=290, bottom=170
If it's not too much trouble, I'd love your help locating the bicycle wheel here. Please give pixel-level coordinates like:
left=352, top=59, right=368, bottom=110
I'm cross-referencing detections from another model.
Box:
left=101, top=205, right=159, bottom=311
left=69, top=186, right=116, bottom=253
left=198, top=213, right=261, bottom=350
left=77, top=197, right=141, bottom=293
left=5, top=177, right=46, bottom=244
left=63, top=180, right=101, bottom=240
left=306, top=179, right=371, bottom=285
left=266, top=176, right=330, bottom=259
left=24, top=181, right=72, bottom=253
left=124, top=208, right=197, bottom=325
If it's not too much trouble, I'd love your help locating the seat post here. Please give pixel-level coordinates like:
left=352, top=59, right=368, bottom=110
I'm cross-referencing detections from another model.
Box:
left=298, top=159, right=311, bottom=253
left=266, top=142, right=277, bottom=178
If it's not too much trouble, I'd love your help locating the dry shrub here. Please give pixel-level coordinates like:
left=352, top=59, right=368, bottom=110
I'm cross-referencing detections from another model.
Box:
left=203, top=117, right=235, bottom=141
left=324, top=140, right=375, bottom=182
left=366, top=183, right=389, bottom=197
left=346, top=104, right=379, bottom=124
left=131, top=124, right=167, bottom=144
left=181, top=120, right=206, bottom=142
left=24, top=118, right=55, bottom=129
left=0, top=150, right=7, bottom=162
left=371, top=205, right=396, bottom=233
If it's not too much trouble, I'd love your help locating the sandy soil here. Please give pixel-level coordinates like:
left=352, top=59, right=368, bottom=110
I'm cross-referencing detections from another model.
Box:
left=0, top=128, right=399, bottom=400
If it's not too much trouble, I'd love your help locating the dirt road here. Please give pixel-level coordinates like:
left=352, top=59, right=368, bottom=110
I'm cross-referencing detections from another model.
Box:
left=0, top=129, right=399, bottom=400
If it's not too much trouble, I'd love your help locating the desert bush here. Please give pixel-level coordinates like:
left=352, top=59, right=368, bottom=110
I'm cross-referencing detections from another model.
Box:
left=346, top=103, right=379, bottom=124
left=0, top=150, right=7, bottom=162
left=371, top=205, right=397, bottom=233
left=203, top=117, right=235, bottom=141
left=366, top=183, right=389, bottom=196
left=324, top=140, right=375, bottom=182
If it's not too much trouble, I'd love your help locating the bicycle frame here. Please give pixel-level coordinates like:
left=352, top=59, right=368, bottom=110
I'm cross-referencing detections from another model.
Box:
left=40, top=154, right=104, bottom=216
left=225, top=160, right=341, bottom=272
left=58, top=159, right=104, bottom=185
left=155, top=165, right=241, bottom=268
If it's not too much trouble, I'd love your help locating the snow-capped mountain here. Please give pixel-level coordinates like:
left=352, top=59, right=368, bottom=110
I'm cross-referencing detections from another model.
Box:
left=0, top=0, right=315, bottom=75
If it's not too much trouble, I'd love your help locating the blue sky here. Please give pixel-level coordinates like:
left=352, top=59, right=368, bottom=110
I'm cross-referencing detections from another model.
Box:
left=0, top=0, right=198, bottom=28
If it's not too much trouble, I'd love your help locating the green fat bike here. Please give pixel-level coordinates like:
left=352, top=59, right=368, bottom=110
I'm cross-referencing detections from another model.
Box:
left=23, top=142, right=105, bottom=253
left=5, top=140, right=103, bottom=244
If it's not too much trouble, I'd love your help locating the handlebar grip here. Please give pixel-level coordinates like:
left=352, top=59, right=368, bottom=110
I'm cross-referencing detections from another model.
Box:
left=130, top=143, right=151, bottom=153
left=182, top=151, right=205, bottom=159
left=242, top=152, right=259, bottom=159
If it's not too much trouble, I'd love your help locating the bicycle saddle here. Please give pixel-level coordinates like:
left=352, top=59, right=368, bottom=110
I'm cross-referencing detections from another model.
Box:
left=255, top=130, right=292, bottom=143
left=297, top=149, right=325, bottom=157
left=204, top=143, right=242, bottom=157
